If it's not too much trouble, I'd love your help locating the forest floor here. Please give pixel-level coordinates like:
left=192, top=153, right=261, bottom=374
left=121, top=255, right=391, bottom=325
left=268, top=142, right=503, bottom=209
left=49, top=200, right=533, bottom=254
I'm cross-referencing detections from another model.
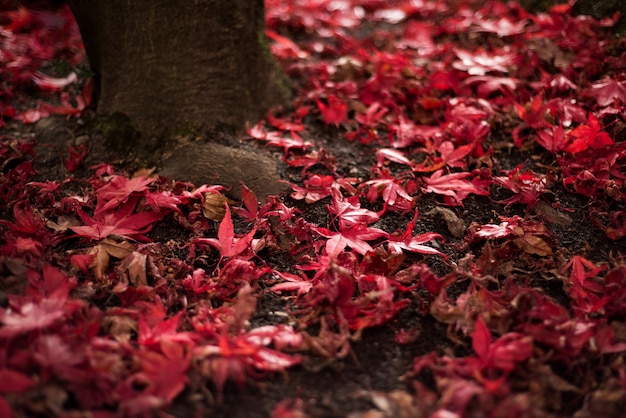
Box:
left=1, top=1, right=626, bottom=417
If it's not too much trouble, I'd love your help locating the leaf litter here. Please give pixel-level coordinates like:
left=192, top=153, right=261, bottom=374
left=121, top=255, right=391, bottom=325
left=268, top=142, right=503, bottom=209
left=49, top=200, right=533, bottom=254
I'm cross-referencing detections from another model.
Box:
left=1, top=1, right=626, bottom=417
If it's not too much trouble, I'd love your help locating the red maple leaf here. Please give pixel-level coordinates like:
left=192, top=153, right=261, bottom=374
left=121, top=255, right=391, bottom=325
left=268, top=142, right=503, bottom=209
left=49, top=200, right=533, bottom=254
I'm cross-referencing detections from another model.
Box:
left=317, top=95, right=348, bottom=126
left=376, top=148, right=412, bottom=167
left=361, top=169, right=414, bottom=208
left=588, top=77, right=626, bottom=107
left=266, top=29, right=309, bottom=59
left=494, top=167, right=549, bottom=209
left=386, top=212, right=446, bottom=258
left=64, top=144, right=87, bottom=172
left=313, top=224, right=388, bottom=257
left=422, top=169, right=491, bottom=205
left=563, top=256, right=606, bottom=295
left=95, top=175, right=155, bottom=215
left=387, top=231, right=446, bottom=258
left=70, top=201, right=162, bottom=241
left=270, top=271, right=314, bottom=296
left=471, top=316, right=533, bottom=390
left=463, top=75, right=517, bottom=98
left=138, top=311, right=197, bottom=347
left=291, top=174, right=335, bottom=203
left=565, top=113, right=613, bottom=153
left=514, top=94, right=551, bottom=130
left=328, top=190, right=380, bottom=229
left=197, top=204, right=256, bottom=259
left=471, top=216, right=522, bottom=240
left=119, top=342, right=191, bottom=415
left=144, top=190, right=183, bottom=214
left=536, top=125, right=568, bottom=153
left=0, top=294, right=84, bottom=339
left=0, top=203, right=46, bottom=235
left=236, top=184, right=259, bottom=221
left=471, top=17, right=528, bottom=36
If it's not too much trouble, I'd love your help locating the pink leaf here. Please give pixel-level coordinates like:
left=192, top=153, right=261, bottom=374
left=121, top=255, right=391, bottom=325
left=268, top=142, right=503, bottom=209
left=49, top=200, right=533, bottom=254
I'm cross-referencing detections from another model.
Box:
left=472, top=316, right=491, bottom=362
left=589, top=77, right=626, bottom=107
left=31, top=71, right=77, bottom=92
left=95, top=175, right=154, bottom=215
left=422, top=169, right=491, bottom=204
left=0, top=369, right=35, bottom=393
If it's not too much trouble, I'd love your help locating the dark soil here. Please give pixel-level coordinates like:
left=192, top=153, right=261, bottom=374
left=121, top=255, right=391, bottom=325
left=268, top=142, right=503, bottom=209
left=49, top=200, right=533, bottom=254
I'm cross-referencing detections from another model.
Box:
left=2, top=2, right=626, bottom=418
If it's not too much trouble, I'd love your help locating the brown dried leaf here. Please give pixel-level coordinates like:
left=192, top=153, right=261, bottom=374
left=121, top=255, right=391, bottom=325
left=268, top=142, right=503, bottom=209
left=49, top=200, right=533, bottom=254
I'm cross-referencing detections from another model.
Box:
left=102, top=315, right=137, bottom=344
left=534, top=201, right=573, bottom=226
left=89, top=245, right=110, bottom=280
left=359, top=390, right=423, bottom=418
left=88, top=239, right=137, bottom=280
left=117, top=251, right=147, bottom=287
left=46, top=215, right=81, bottom=233
left=132, top=167, right=156, bottom=178
left=425, top=207, right=466, bottom=238
left=528, top=38, right=573, bottom=70
left=99, top=238, right=136, bottom=259
left=514, top=234, right=553, bottom=256
left=202, top=192, right=234, bottom=221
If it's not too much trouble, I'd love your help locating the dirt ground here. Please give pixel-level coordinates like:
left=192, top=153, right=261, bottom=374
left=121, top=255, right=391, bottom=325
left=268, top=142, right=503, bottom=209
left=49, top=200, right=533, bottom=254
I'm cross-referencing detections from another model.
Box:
left=2, top=1, right=626, bottom=417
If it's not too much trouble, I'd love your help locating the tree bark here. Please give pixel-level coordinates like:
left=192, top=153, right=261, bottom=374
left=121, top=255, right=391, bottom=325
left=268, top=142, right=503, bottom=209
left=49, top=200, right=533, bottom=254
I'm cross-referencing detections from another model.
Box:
left=66, top=0, right=289, bottom=137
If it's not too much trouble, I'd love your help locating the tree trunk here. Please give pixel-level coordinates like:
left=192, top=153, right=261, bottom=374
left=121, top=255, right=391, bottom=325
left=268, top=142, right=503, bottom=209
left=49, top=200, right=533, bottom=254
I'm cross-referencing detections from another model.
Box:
left=66, top=0, right=289, bottom=138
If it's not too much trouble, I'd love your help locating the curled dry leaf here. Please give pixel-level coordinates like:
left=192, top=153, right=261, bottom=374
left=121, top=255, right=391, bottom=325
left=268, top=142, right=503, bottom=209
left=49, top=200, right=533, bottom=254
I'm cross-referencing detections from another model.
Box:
left=202, top=192, right=234, bottom=221
left=533, top=200, right=573, bottom=226
left=88, top=238, right=136, bottom=280
left=350, top=390, right=423, bottom=418
left=116, top=251, right=148, bottom=287
left=425, top=207, right=466, bottom=238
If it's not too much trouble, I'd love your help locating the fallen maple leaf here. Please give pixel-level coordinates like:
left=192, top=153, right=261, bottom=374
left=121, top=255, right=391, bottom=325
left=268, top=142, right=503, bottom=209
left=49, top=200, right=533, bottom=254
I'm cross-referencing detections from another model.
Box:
left=317, top=95, right=348, bottom=126
left=388, top=231, right=446, bottom=258
left=536, top=125, right=568, bottom=153
left=422, top=169, right=491, bottom=205
left=95, top=175, right=154, bottom=215
left=266, top=29, right=310, bottom=59
left=0, top=368, right=35, bottom=393
left=361, top=171, right=414, bottom=208
left=471, top=17, right=528, bottom=37
left=452, top=48, right=515, bottom=75
left=0, top=294, right=84, bottom=339
left=313, top=224, right=388, bottom=257
left=588, top=77, right=626, bottom=107
left=565, top=113, right=613, bottom=153
left=328, top=190, right=381, bottom=229
left=270, top=271, right=314, bottom=296
left=382, top=210, right=445, bottom=259
left=71, top=203, right=162, bottom=241
left=119, top=342, right=191, bottom=415
left=494, top=167, right=549, bottom=209
left=471, top=316, right=533, bottom=389
left=196, top=204, right=257, bottom=260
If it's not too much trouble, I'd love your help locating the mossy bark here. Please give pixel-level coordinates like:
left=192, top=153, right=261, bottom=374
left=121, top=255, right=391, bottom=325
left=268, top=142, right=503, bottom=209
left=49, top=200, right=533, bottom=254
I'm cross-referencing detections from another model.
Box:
left=66, top=0, right=290, bottom=139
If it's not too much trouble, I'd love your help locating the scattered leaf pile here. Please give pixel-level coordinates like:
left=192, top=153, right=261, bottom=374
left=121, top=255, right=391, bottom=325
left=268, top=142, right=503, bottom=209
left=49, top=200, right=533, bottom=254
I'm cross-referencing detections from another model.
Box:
left=1, top=1, right=626, bottom=417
